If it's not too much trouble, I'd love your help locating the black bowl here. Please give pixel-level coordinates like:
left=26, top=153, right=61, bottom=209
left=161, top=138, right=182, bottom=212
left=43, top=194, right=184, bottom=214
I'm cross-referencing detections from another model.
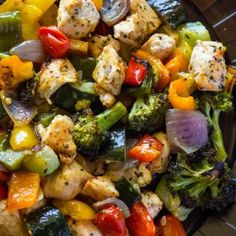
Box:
left=182, top=0, right=236, bottom=235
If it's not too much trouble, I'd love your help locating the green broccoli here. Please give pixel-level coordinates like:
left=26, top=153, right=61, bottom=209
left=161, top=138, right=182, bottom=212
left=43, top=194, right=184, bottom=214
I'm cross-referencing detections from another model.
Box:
left=199, top=92, right=233, bottom=161
left=73, top=102, right=127, bottom=157
left=166, top=151, right=236, bottom=211
left=128, top=90, right=170, bottom=134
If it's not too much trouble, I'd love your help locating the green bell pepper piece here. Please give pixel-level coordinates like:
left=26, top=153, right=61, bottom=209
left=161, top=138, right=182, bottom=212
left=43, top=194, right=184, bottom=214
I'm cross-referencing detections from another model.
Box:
left=0, top=149, right=30, bottom=170
left=23, top=145, right=60, bottom=176
left=0, top=133, right=10, bottom=151
left=37, top=112, right=57, bottom=126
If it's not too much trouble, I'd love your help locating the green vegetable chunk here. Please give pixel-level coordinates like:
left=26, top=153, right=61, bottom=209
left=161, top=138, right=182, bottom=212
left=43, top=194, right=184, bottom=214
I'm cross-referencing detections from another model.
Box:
left=0, top=149, right=29, bottom=170
left=24, top=206, right=72, bottom=236
left=178, top=22, right=211, bottom=48
left=0, top=11, right=22, bottom=52
left=0, top=101, right=7, bottom=120
left=23, top=145, right=60, bottom=176
left=37, top=112, right=57, bottom=126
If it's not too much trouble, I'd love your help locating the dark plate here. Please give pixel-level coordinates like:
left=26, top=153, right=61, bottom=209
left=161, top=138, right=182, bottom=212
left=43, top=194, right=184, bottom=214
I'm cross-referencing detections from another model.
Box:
left=181, top=0, right=236, bottom=235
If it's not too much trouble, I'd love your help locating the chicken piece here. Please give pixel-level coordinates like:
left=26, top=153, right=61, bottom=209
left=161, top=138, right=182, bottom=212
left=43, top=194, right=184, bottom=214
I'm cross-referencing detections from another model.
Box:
left=0, top=200, right=29, bottom=236
left=81, top=176, right=119, bottom=201
left=142, top=33, right=176, bottom=61
left=89, top=35, right=121, bottom=58
left=42, top=161, right=93, bottom=200
left=37, top=115, right=77, bottom=164
left=189, top=41, right=227, bottom=91
left=68, top=219, right=102, bottom=236
left=130, top=0, right=161, bottom=35
left=93, top=83, right=116, bottom=108
left=37, top=58, right=77, bottom=104
left=106, top=163, right=152, bottom=187
left=57, top=0, right=100, bottom=39
left=114, top=13, right=147, bottom=47
left=92, top=45, right=126, bottom=95
left=141, top=191, right=163, bottom=219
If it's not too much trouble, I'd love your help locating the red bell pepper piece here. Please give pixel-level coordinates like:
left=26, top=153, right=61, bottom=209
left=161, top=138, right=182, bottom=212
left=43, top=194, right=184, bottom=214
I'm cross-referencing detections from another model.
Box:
left=124, top=57, right=148, bottom=86
left=126, top=201, right=156, bottom=236
left=38, top=26, right=71, bottom=58
left=0, top=171, right=10, bottom=183
left=0, top=183, right=8, bottom=200
left=94, top=21, right=113, bottom=36
left=95, top=204, right=127, bottom=236
left=128, top=135, right=163, bottom=163
left=156, top=215, right=187, bottom=236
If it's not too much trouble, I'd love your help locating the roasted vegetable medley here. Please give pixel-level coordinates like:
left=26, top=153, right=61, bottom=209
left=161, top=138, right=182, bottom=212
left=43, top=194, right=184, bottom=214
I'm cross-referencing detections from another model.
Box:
left=0, top=0, right=236, bottom=235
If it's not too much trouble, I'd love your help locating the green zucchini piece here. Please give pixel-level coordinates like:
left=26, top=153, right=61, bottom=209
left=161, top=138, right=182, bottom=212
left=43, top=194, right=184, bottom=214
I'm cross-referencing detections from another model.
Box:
left=0, top=11, right=22, bottom=52
left=115, top=177, right=141, bottom=208
left=127, top=68, right=154, bottom=98
left=68, top=55, right=97, bottom=82
left=51, top=84, right=97, bottom=112
left=147, top=0, right=186, bottom=29
left=36, top=112, right=57, bottom=126
left=178, top=22, right=211, bottom=48
left=23, top=145, right=60, bottom=176
left=0, top=149, right=30, bottom=170
left=24, top=206, right=72, bottom=236
left=97, top=126, right=126, bottom=162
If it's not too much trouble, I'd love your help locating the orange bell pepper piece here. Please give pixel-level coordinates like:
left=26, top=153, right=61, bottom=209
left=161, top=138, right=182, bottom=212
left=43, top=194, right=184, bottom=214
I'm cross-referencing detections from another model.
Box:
left=92, top=0, right=103, bottom=11
left=165, top=49, right=188, bottom=80
left=169, top=78, right=196, bottom=110
left=133, top=49, right=170, bottom=90
left=7, top=171, right=40, bottom=210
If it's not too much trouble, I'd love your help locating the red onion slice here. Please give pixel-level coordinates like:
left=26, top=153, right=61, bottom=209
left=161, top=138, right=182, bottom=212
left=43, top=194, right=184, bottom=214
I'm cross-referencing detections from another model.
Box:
left=93, top=197, right=131, bottom=218
left=101, top=0, right=129, bottom=27
left=166, top=109, right=208, bottom=154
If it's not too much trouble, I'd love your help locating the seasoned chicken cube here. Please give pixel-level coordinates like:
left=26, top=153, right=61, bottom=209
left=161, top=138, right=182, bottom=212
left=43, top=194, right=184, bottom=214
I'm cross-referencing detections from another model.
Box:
left=92, top=45, right=126, bottom=95
left=142, top=33, right=176, bottom=61
left=81, top=176, right=119, bottom=201
left=141, top=191, right=163, bottom=219
left=130, top=0, right=161, bottom=35
left=37, top=115, right=77, bottom=164
left=68, top=219, right=102, bottom=236
left=0, top=200, right=29, bottom=236
left=37, top=58, right=77, bottom=104
left=93, top=83, right=116, bottom=108
left=114, top=13, right=147, bottom=47
left=189, top=41, right=227, bottom=91
left=57, top=0, right=100, bottom=39
left=42, top=161, right=93, bottom=200
left=89, top=35, right=121, bottom=58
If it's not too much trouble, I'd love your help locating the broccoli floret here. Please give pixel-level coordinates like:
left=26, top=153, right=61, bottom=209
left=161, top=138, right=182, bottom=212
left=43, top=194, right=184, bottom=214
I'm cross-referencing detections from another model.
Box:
left=128, top=91, right=169, bottom=134
left=73, top=102, right=127, bottom=157
left=199, top=92, right=233, bottom=161
left=166, top=151, right=236, bottom=211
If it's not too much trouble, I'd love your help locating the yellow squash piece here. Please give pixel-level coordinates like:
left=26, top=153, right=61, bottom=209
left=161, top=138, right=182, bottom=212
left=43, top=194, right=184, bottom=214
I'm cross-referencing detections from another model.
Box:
left=69, top=39, right=89, bottom=56
left=40, top=3, right=58, bottom=26
left=0, top=55, right=33, bottom=90
left=53, top=199, right=95, bottom=220
left=10, top=125, right=39, bottom=151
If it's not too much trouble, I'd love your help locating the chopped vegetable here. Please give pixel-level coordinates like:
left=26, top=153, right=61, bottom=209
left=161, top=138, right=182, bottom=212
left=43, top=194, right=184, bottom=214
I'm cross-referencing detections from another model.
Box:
left=7, top=171, right=40, bottom=210
left=24, top=206, right=72, bottom=236
left=0, top=183, right=8, bottom=199
left=10, top=125, right=39, bottom=151
left=95, top=204, right=127, bottom=236
left=38, top=26, right=71, bottom=58
left=36, top=111, right=57, bottom=126
left=53, top=199, right=95, bottom=220
left=40, top=3, right=58, bottom=26
left=0, top=11, right=22, bottom=52
left=156, top=214, right=187, bottom=236
left=24, top=0, right=55, bottom=16
left=23, top=145, right=60, bottom=176
left=168, top=78, right=196, bottom=110
left=0, top=102, right=7, bottom=120
left=69, top=39, right=89, bottom=55
left=126, top=201, right=156, bottom=236
left=0, top=170, right=10, bottom=183
left=128, top=135, right=163, bottom=163
left=92, top=0, right=103, bottom=11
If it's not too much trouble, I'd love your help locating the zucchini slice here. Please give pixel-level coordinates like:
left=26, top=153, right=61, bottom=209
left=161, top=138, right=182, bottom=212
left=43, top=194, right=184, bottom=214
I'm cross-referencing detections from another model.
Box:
left=0, top=11, right=22, bottom=52
left=24, top=206, right=72, bottom=236
left=115, top=177, right=141, bottom=207
left=147, top=0, right=186, bottom=29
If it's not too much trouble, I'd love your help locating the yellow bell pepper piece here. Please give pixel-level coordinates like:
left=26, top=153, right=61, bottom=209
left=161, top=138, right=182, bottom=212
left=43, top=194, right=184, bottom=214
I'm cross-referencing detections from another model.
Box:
left=168, top=78, right=196, bottom=110
left=40, top=3, right=58, bottom=26
left=0, top=55, right=33, bottom=90
left=24, top=0, right=55, bottom=16
left=7, top=171, right=40, bottom=210
left=0, top=0, right=23, bottom=12
left=10, top=125, right=39, bottom=151
left=53, top=199, right=95, bottom=220
left=92, top=0, right=103, bottom=11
